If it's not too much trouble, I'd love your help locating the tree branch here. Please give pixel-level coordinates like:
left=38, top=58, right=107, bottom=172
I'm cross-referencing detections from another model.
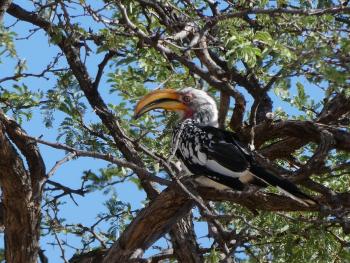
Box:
left=0, top=111, right=46, bottom=188
left=206, top=6, right=350, bottom=30
left=251, top=120, right=350, bottom=152
left=93, top=50, right=118, bottom=90
left=317, top=92, right=350, bottom=124
left=218, top=91, right=230, bottom=129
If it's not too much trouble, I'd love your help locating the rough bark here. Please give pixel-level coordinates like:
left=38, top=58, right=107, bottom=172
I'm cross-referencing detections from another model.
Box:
left=102, top=184, right=194, bottom=262
left=0, top=202, right=4, bottom=231
left=0, top=0, right=12, bottom=22
left=317, top=93, right=350, bottom=124
left=250, top=119, right=350, bottom=152
left=169, top=213, right=203, bottom=263
left=0, top=123, right=44, bottom=263
left=70, top=249, right=107, bottom=263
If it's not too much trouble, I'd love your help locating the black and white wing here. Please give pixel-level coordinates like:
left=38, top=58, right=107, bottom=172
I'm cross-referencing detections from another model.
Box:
left=174, top=122, right=316, bottom=206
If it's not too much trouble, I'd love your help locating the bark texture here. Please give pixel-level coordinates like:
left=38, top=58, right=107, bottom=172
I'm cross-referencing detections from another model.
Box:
left=0, top=119, right=45, bottom=263
left=169, top=213, right=204, bottom=263
left=0, top=0, right=12, bottom=22
left=103, top=185, right=194, bottom=262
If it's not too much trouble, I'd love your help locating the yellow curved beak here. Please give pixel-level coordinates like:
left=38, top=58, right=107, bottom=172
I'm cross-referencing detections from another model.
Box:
left=134, top=89, right=187, bottom=119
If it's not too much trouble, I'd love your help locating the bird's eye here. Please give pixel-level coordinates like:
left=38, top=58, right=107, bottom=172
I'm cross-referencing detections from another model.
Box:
left=183, top=95, right=191, bottom=103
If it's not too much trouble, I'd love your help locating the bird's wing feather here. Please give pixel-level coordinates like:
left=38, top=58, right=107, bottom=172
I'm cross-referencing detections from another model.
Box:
left=201, top=126, right=252, bottom=158
left=198, top=125, right=251, bottom=173
left=205, top=142, right=249, bottom=172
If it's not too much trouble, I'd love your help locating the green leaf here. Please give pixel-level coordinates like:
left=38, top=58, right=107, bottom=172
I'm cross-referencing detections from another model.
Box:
left=208, top=248, right=220, bottom=263
left=296, top=82, right=306, bottom=105
left=255, top=31, right=274, bottom=45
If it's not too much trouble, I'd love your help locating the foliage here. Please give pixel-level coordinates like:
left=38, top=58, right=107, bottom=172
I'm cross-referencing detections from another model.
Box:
left=0, top=0, right=349, bottom=262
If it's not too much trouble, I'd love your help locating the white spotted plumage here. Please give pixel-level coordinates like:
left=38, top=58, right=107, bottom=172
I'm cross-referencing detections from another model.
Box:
left=172, top=119, right=248, bottom=180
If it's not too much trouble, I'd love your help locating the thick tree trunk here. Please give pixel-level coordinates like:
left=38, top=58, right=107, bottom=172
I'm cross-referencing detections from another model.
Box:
left=0, top=115, right=45, bottom=263
left=3, top=191, right=41, bottom=263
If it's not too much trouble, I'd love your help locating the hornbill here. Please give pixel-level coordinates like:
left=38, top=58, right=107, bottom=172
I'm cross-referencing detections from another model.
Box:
left=134, top=87, right=316, bottom=206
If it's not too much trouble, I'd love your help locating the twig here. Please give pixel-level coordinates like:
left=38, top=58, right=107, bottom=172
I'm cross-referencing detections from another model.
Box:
left=53, top=231, right=69, bottom=263
left=218, top=91, right=230, bottom=129
left=249, top=101, right=260, bottom=151
left=154, top=73, right=174, bottom=89
left=46, top=152, right=76, bottom=178
left=38, top=249, right=49, bottom=263
left=0, top=53, right=64, bottom=83
left=93, top=50, right=118, bottom=90
left=167, top=121, right=185, bottom=164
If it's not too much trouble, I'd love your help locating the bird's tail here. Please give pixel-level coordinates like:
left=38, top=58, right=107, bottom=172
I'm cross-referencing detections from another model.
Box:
left=250, top=165, right=317, bottom=207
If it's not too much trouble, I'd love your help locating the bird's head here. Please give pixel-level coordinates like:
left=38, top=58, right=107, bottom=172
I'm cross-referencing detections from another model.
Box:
left=134, top=87, right=218, bottom=127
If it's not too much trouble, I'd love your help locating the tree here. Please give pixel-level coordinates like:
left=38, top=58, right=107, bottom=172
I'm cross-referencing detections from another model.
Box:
left=0, top=0, right=350, bottom=262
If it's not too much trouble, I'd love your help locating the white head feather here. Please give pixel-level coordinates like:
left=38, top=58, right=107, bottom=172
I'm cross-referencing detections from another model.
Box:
left=178, top=87, right=218, bottom=127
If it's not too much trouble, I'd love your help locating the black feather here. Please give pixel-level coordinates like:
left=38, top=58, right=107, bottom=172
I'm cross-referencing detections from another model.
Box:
left=249, top=165, right=317, bottom=206
left=205, top=142, right=249, bottom=172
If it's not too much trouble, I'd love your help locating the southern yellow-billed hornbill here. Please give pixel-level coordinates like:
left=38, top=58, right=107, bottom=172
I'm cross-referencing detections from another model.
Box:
left=135, top=87, right=315, bottom=206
